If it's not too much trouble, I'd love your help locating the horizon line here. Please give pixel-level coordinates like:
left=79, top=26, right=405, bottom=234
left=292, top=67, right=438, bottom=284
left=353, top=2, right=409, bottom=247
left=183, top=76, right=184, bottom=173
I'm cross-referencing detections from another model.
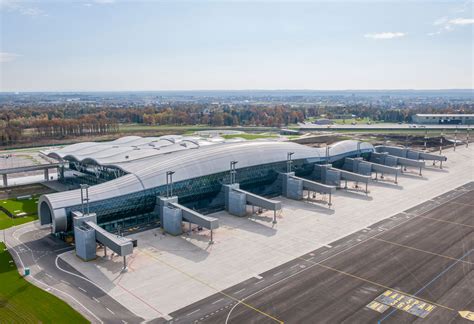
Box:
left=1, top=88, right=473, bottom=94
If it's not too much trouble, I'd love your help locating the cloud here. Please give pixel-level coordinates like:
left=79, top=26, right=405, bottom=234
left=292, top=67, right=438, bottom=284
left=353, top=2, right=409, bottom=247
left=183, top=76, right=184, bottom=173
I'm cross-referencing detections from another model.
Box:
left=364, top=32, right=406, bottom=40
left=0, top=0, right=45, bottom=16
left=94, top=0, right=115, bottom=3
left=430, top=16, right=474, bottom=35
left=0, top=52, right=21, bottom=63
left=448, top=18, right=474, bottom=25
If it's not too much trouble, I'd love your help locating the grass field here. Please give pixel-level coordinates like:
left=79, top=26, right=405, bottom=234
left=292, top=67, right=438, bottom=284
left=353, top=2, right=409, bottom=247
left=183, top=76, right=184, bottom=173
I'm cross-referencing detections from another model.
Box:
left=0, top=242, right=88, bottom=323
left=221, top=133, right=278, bottom=140
left=331, top=117, right=376, bottom=125
left=0, top=197, right=39, bottom=230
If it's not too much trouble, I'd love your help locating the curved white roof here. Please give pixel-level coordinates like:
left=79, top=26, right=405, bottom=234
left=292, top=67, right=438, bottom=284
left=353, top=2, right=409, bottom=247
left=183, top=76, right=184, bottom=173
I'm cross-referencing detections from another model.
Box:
left=41, top=139, right=373, bottom=212
left=44, top=135, right=222, bottom=165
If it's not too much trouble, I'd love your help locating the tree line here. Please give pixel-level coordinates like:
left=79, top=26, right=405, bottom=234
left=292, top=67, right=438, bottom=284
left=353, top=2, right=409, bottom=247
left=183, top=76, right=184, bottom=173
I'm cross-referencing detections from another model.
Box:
left=0, top=102, right=472, bottom=146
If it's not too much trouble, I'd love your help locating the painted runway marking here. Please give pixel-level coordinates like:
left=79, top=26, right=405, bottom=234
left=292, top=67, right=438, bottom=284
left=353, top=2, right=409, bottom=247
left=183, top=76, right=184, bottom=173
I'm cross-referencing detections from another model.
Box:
left=254, top=279, right=265, bottom=285
left=92, top=297, right=100, bottom=303
left=417, top=215, right=474, bottom=228
left=290, top=264, right=299, bottom=269
left=105, top=307, right=115, bottom=315
left=234, top=288, right=246, bottom=294
left=366, top=301, right=390, bottom=313
left=254, top=275, right=263, bottom=280
left=273, top=271, right=283, bottom=277
left=45, top=273, right=53, bottom=278
left=324, top=244, right=332, bottom=248
left=60, top=280, right=69, bottom=285
left=371, top=237, right=474, bottom=265
left=370, top=290, right=436, bottom=318
left=315, top=262, right=454, bottom=311
left=212, top=298, right=223, bottom=305
left=186, top=309, right=200, bottom=316
left=77, top=287, right=87, bottom=293
left=447, top=201, right=474, bottom=208
left=459, top=311, right=474, bottom=321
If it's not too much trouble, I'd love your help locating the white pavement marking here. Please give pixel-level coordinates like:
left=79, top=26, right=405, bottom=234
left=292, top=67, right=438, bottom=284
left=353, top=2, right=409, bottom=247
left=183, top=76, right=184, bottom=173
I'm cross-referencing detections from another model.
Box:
left=4, top=240, right=103, bottom=324
left=273, top=271, right=283, bottom=277
left=106, top=307, right=115, bottom=315
left=234, top=288, right=246, bottom=294
left=93, top=297, right=101, bottom=303
left=60, top=280, right=70, bottom=285
left=224, top=187, right=474, bottom=324
left=78, top=287, right=87, bottom=293
left=254, top=275, right=263, bottom=280
left=186, top=309, right=200, bottom=316
left=290, top=264, right=299, bottom=269
left=254, top=279, right=265, bottom=285
left=324, top=244, right=332, bottom=248
left=212, top=298, right=223, bottom=305
left=45, top=273, right=53, bottom=278
left=55, top=254, right=149, bottom=319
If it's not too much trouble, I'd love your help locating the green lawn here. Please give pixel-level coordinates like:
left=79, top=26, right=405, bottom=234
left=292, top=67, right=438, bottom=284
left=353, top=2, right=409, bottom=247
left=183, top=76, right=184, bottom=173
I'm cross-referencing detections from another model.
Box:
left=119, top=123, right=210, bottom=132
left=331, top=117, right=375, bottom=125
left=0, top=242, right=88, bottom=323
left=0, top=197, right=39, bottom=230
left=222, top=133, right=278, bottom=140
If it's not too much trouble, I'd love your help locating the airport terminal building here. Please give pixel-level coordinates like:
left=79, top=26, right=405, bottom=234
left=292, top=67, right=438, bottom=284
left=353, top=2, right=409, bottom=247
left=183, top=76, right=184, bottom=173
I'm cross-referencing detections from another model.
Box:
left=412, top=114, right=474, bottom=125
left=38, top=136, right=374, bottom=235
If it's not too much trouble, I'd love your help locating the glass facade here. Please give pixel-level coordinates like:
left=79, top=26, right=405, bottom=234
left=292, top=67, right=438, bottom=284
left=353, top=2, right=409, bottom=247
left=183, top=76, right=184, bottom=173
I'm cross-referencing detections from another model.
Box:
left=57, top=148, right=367, bottom=233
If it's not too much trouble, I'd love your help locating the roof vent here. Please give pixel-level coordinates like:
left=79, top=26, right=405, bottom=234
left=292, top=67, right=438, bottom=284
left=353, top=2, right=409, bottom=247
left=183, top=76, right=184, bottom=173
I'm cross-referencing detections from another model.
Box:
left=125, top=155, right=129, bottom=159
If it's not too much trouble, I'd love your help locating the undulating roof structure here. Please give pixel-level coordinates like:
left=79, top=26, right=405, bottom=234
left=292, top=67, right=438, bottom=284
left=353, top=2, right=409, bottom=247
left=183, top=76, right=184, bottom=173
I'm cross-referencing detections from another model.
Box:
left=39, top=136, right=374, bottom=233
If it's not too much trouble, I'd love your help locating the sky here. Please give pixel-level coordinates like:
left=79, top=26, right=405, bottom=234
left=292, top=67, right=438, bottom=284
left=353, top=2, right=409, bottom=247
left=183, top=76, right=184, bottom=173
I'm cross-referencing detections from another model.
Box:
left=0, top=0, right=473, bottom=92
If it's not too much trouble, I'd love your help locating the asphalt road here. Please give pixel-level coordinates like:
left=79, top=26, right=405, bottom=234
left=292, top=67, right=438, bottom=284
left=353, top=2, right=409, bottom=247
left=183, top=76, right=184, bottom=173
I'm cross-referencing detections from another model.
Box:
left=4, top=223, right=144, bottom=324
left=166, top=182, right=474, bottom=324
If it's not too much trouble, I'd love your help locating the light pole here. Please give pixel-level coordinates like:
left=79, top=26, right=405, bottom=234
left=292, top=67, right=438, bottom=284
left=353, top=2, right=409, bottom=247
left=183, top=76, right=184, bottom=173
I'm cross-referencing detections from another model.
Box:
left=230, top=161, right=238, bottom=184
left=80, top=184, right=90, bottom=215
left=454, top=126, right=458, bottom=151
left=424, top=130, right=428, bottom=152
left=166, top=171, right=175, bottom=197
left=467, top=127, right=470, bottom=148
left=287, top=152, right=294, bottom=173
left=440, top=130, right=444, bottom=156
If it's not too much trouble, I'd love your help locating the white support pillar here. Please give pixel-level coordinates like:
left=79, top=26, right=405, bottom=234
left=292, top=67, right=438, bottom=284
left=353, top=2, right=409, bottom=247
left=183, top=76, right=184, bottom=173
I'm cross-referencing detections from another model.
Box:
left=2, top=174, right=7, bottom=187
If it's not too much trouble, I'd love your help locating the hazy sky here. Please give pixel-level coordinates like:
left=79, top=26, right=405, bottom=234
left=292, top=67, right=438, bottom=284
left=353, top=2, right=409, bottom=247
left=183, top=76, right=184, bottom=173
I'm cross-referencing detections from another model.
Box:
left=1, top=0, right=473, bottom=91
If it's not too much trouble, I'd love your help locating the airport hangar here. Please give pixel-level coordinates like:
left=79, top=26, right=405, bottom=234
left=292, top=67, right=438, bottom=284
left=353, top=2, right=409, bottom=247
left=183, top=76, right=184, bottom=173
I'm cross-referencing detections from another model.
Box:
left=37, top=135, right=446, bottom=265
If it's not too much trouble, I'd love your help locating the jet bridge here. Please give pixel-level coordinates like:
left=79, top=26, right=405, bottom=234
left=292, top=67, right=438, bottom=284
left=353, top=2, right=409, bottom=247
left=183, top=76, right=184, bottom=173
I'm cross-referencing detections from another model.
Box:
left=370, top=152, right=425, bottom=175
left=224, top=184, right=281, bottom=224
left=376, top=145, right=447, bottom=169
left=73, top=212, right=134, bottom=270
left=337, top=169, right=371, bottom=193
left=156, top=196, right=219, bottom=243
left=282, top=172, right=336, bottom=206
left=312, top=164, right=371, bottom=193
left=343, top=157, right=401, bottom=184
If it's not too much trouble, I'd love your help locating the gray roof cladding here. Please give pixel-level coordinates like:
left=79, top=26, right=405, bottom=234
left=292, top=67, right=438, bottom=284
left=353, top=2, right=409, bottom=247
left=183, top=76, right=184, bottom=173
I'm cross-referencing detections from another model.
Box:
left=40, top=138, right=373, bottom=212
left=44, top=135, right=232, bottom=166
